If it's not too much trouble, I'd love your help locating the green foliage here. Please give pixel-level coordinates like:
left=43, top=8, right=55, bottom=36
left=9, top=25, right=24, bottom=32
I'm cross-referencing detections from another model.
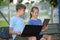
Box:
left=18, top=0, right=23, bottom=3
left=46, top=0, right=58, bottom=8
left=0, top=0, right=9, bottom=6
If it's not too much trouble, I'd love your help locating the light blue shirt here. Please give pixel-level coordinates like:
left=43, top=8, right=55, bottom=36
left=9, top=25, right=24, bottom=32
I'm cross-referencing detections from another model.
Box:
left=10, top=16, right=25, bottom=40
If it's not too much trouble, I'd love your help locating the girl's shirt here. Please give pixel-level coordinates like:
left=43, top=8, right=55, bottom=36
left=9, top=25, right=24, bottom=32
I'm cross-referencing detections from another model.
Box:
left=28, top=19, right=43, bottom=35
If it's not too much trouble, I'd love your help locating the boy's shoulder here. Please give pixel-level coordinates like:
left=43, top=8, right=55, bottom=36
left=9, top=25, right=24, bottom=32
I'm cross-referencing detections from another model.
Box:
left=11, top=16, right=24, bottom=20
left=10, top=16, right=17, bottom=20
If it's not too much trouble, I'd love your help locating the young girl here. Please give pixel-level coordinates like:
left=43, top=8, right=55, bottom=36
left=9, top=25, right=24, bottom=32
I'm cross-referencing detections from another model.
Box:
left=28, top=7, right=47, bottom=40
left=28, top=7, right=48, bottom=40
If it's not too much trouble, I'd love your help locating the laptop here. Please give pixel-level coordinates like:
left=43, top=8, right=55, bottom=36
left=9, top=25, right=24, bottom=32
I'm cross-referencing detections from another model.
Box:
left=21, top=19, right=50, bottom=37
left=21, top=25, right=43, bottom=37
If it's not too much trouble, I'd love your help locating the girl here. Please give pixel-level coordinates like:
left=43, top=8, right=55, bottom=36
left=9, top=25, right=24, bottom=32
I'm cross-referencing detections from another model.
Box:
left=28, top=7, right=48, bottom=40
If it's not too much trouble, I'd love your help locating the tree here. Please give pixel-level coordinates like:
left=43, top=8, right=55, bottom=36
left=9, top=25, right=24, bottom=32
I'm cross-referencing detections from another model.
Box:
left=0, top=0, right=9, bottom=6
left=46, top=0, right=58, bottom=8
left=46, top=0, right=58, bottom=23
left=18, top=0, right=23, bottom=3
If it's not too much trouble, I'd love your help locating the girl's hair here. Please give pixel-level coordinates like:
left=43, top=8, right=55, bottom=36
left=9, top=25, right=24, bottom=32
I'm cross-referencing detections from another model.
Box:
left=30, top=6, right=39, bottom=18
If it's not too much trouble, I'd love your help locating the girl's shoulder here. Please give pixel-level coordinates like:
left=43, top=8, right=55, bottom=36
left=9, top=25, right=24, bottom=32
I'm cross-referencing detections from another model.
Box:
left=28, top=19, right=35, bottom=24
left=37, top=19, right=42, bottom=23
left=28, top=19, right=33, bottom=22
left=37, top=19, right=42, bottom=21
left=28, top=19, right=42, bottom=21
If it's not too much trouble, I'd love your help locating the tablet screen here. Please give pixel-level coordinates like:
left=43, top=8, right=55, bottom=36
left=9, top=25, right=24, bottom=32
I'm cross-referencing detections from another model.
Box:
left=43, top=19, right=50, bottom=26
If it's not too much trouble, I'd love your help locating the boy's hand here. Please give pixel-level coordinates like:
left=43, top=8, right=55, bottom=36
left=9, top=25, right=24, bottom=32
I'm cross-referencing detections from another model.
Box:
left=41, top=29, right=45, bottom=32
left=16, top=31, right=21, bottom=35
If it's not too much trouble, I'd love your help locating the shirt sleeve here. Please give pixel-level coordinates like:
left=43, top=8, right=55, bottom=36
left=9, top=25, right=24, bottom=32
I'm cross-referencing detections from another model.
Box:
left=39, top=19, right=43, bottom=25
left=9, top=18, right=15, bottom=28
left=40, top=20, right=42, bottom=24
left=28, top=20, right=33, bottom=25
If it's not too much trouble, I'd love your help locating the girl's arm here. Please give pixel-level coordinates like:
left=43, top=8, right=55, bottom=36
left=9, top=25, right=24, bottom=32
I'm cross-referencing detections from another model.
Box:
left=42, top=25, right=48, bottom=32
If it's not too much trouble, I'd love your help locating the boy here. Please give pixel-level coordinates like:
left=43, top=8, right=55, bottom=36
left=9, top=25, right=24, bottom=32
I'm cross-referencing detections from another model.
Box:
left=9, top=4, right=26, bottom=40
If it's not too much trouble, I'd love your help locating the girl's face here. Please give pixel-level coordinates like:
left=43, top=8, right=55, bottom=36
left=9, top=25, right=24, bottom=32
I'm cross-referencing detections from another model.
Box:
left=31, top=8, right=39, bottom=18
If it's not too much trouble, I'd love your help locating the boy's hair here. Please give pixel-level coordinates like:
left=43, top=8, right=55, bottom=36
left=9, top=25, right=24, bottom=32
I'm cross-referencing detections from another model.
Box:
left=16, top=3, right=26, bottom=11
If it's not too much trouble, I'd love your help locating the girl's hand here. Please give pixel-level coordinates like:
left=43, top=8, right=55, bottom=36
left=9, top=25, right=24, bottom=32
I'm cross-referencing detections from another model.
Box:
left=42, top=25, right=48, bottom=32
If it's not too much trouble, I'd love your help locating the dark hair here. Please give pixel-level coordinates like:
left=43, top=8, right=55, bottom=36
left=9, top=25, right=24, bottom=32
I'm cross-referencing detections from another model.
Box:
left=30, top=6, right=39, bottom=18
left=16, top=3, right=26, bottom=11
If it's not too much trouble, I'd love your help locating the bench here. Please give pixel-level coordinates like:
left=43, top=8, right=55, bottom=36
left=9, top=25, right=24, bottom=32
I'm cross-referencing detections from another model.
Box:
left=43, top=23, right=60, bottom=40
left=0, top=23, right=60, bottom=40
left=0, top=27, right=12, bottom=40
left=43, top=23, right=60, bottom=35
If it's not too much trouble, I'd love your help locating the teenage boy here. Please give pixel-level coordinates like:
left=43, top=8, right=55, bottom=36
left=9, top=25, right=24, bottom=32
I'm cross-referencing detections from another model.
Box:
left=9, top=4, right=26, bottom=40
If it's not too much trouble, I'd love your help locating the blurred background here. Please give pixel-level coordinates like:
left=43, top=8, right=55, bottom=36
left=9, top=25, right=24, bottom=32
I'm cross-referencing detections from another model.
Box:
left=0, top=0, right=59, bottom=26
left=0, top=0, right=60, bottom=40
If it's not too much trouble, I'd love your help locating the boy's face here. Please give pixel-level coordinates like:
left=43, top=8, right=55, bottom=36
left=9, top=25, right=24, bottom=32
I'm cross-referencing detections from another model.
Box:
left=31, top=9, right=39, bottom=18
left=17, top=9, right=25, bottom=16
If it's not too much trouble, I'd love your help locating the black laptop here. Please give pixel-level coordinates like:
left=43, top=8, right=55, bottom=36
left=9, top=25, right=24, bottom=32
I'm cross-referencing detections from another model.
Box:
left=21, top=19, right=50, bottom=37
left=21, top=25, right=43, bottom=37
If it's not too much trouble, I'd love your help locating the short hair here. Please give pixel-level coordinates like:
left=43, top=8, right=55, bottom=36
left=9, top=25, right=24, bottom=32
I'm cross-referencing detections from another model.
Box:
left=16, top=3, right=26, bottom=11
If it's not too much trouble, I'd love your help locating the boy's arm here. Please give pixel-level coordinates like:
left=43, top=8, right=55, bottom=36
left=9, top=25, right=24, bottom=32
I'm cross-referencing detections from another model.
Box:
left=9, top=18, right=21, bottom=35
left=9, top=27, right=21, bottom=35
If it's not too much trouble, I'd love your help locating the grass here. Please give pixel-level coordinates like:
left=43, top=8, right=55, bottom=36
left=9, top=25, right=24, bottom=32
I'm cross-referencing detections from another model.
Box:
left=0, top=21, right=28, bottom=27
left=0, top=21, right=8, bottom=27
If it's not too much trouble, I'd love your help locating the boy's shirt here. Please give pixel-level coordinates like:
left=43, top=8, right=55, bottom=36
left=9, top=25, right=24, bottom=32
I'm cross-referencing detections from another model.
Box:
left=10, top=16, right=25, bottom=39
left=28, top=19, right=43, bottom=35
